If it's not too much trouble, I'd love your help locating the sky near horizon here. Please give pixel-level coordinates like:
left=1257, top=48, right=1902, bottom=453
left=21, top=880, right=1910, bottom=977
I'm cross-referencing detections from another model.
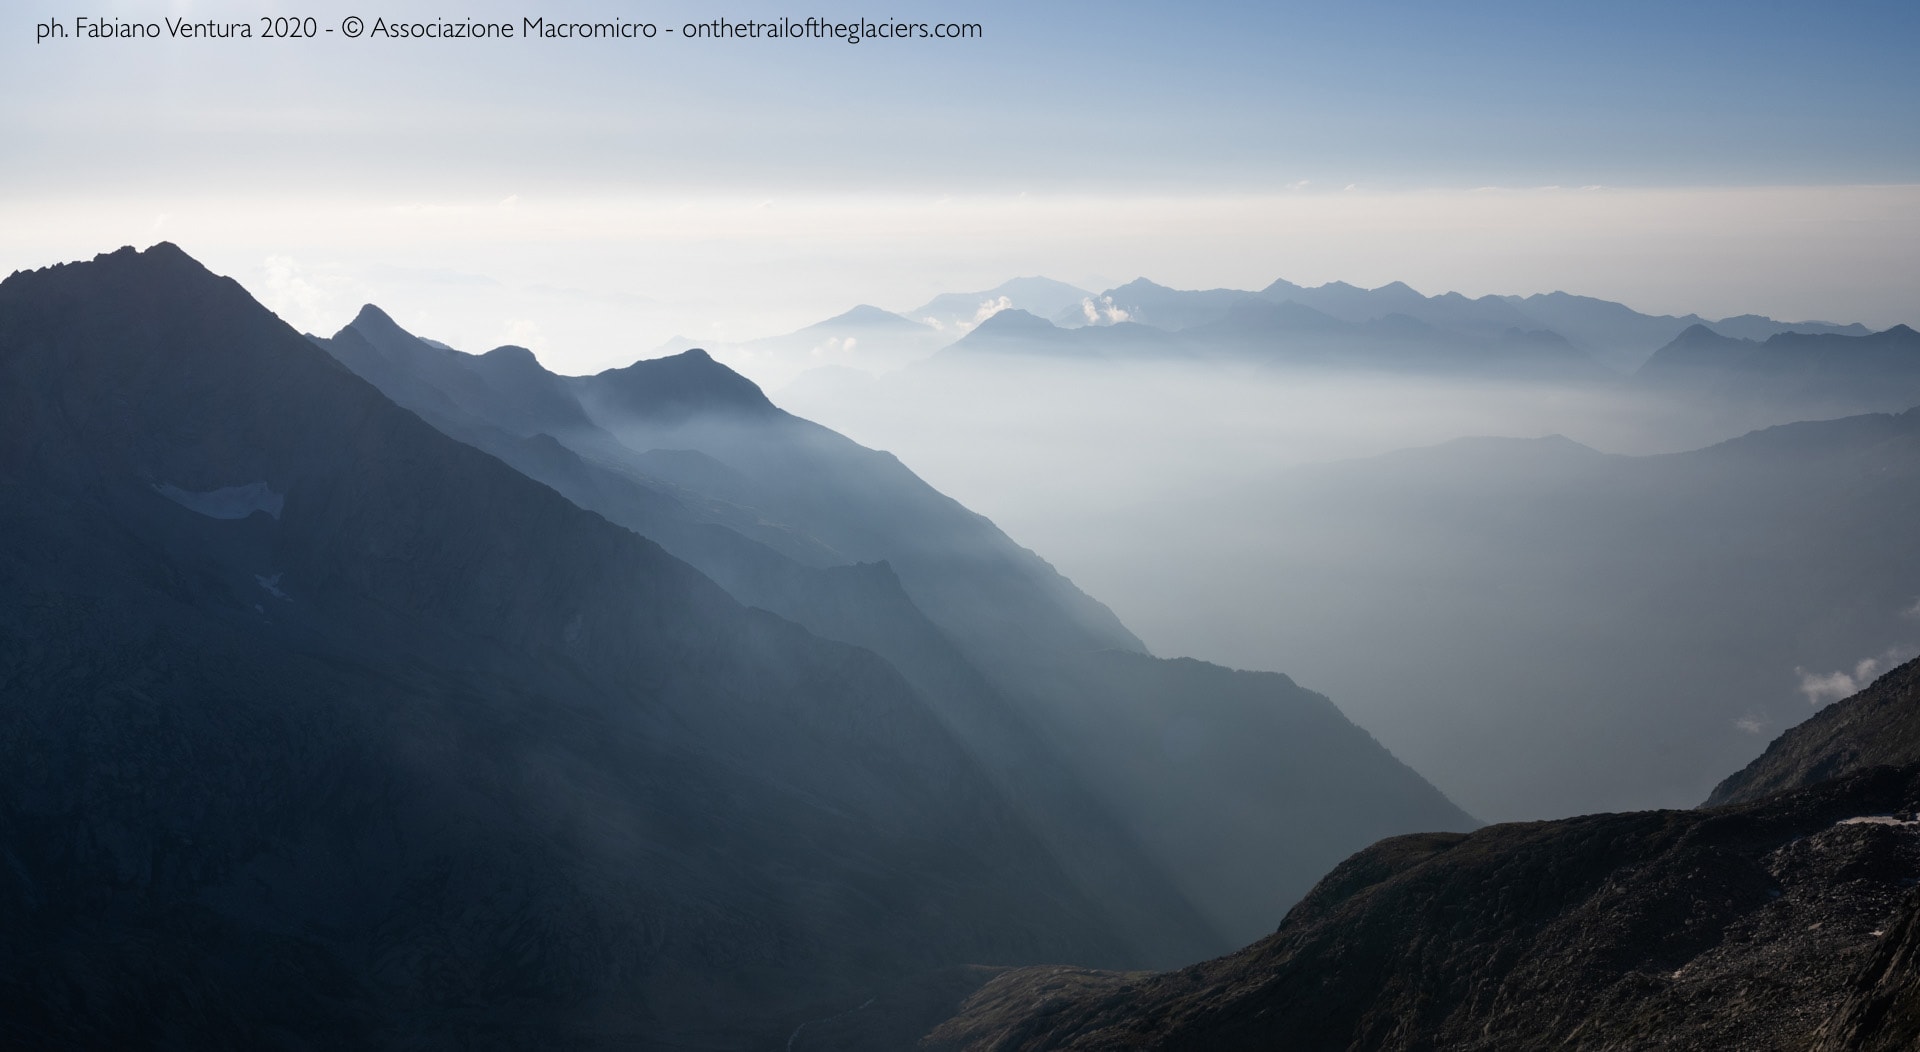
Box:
left=4, top=0, right=1918, bottom=369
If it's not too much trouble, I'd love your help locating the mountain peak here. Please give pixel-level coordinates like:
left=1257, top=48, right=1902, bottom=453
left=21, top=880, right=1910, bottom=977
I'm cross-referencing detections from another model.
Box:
left=338, top=303, right=419, bottom=348
left=580, top=347, right=778, bottom=422
left=351, top=302, right=395, bottom=325
left=479, top=344, right=541, bottom=367
left=956, top=308, right=1068, bottom=344
left=1674, top=322, right=1732, bottom=343
left=818, top=304, right=919, bottom=328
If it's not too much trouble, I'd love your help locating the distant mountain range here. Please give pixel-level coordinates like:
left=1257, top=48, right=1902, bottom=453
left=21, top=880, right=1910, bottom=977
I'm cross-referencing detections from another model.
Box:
left=909, top=276, right=1095, bottom=333
left=317, top=292, right=1474, bottom=951
left=0, top=245, right=1474, bottom=1046
left=1636, top=321, right=1920, bottom=415
left=694, top=273, right=1897, bottom=394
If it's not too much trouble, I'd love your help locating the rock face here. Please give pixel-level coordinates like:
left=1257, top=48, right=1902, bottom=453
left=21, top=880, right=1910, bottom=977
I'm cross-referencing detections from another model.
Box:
left=1710, top=656, right=1920, bottom=807
left=0, top=245, right=1135, bottom=1048
left=924, top=766, right=1920, bottom=1052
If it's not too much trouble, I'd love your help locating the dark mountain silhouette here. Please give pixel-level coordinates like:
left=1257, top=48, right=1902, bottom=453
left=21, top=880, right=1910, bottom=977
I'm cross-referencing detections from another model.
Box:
left=924, top=765, right=1920, bottom=1052
left=920, top=665, right=1920, bottom=1052
left=321, top=304, right=1228, bottom=968
left=314, top=283, right=1475, bottom=948
left=0, top=245, right=1154, bottom=1048
left=1710, top=656, right=1920, bottom=807
left=1636, top=322, right=1920, bottom=415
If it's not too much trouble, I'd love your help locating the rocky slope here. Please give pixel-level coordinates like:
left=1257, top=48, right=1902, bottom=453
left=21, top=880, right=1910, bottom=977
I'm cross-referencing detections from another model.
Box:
left=923, top=657, right=1920, bottom=1050
left=1710, top=655, right=1920, bottom=806
left=924, top=764, right=1920, bottom=1052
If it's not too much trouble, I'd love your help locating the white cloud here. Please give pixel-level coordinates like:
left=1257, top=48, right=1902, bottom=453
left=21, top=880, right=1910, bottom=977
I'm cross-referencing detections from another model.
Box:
left=971, top=295, right=1012, bottom=326
left=502, top=318, right=547, bottom=351
left=1796, top=645, right=1919, bottom=706
left=1076, top=295, right=1130, bottom=325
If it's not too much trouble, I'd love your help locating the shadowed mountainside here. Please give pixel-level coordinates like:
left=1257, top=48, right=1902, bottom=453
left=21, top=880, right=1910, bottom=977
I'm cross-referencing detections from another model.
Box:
left=315, top=298, right=1476, bottom=949
left=0, top=244, right=1144, bottom=1049
left=924, top=765, right=1920, bottom=1051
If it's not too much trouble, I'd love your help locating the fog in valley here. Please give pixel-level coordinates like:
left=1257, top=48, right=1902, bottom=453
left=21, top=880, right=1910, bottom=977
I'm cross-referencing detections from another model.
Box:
left=699, top=289, right=1920, bottom=822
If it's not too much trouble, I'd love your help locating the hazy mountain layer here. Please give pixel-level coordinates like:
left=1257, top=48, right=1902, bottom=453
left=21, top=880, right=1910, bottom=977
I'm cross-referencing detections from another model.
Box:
left=1072, top=408, right=1920, bottom=821
left=947, top=296, right=1603, bottom=380
left=321, top=307, right=1226, bottom=966
left=316, top=297, right=1475, bottom=949
left=0, top=245, right=1139, bottom=1048
left=1637, top=322, right=1920, bottom=417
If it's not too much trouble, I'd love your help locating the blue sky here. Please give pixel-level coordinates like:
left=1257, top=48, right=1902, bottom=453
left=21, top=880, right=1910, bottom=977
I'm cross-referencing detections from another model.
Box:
left=4, top=0, right=1917, bottom=365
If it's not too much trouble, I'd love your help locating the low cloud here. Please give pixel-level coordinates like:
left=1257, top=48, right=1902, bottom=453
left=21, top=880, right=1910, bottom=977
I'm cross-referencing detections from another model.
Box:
left=501, top=318, right=548, bottom=352
left=973, top=295, right=1013, bottom=327
left=1079, top=295, right=1130, bottom=325
left=1797, top=646, right=1919, bottom=706
left=1732, top=713, right=1768, bottom=735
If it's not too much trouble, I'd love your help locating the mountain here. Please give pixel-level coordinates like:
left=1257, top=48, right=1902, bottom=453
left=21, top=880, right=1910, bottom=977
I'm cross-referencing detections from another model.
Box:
left=1636, top=322, right=1920, bottom=416
left=925, top=762, right=1920, bottom=1052
left=944, top=298, right=1602, bottom=379
left=1499, top=290, right=1712, bottom=371
left=941, top=308, right=1191, bottom=361
left=1179, top=299, right=1603, bottom=378
left=1710, top=655, right=1920, bottom=807
left=682, top=304, right=950, bottom=389
left=1129, top=410, right=1920, bottom=821
left=1057, top=278, right=1260, bottom=331
left=910, top=277, right=1093, bottom=333
left=997, top=278, right=1887, bottom=378
left=316, top=284, right=1476, bottom=948
left=1007, top=277, right=1605, bottom=379
left=1708, top=313, right=1872, bottom=342
left=0, top=245, right=1156, bottom=1047
left=921, top=661, right=1920, bottom=1051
